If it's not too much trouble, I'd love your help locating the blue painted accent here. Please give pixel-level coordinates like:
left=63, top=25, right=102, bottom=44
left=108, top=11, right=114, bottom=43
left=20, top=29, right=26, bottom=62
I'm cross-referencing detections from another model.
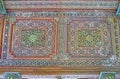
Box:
left=3, top=46, right=7, bottom=51
left=116, top=3, right=120, bottom=16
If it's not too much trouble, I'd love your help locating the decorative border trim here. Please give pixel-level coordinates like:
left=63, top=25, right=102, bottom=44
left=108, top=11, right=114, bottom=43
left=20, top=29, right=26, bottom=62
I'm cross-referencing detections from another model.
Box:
left=4, top=1, right=118, bottom=10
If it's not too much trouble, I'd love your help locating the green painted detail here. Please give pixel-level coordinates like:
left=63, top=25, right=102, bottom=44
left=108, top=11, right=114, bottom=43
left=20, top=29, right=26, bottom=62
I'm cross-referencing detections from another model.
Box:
left=29, top=34, right=37, bottom=43
left=77, top=30, right=101, bottom=47
left=0, top=0, right=6, bottom=14
left=86, top=35, right=93, bottom=42
left=99, top=73, right=116, bottom=79
left=4, top=72, right=21, bottom=79
left=102, top=74, right=115, bottom=79
left=21, top=29, right=45, bottom=47
left=6, top=74, right=18, bottom=79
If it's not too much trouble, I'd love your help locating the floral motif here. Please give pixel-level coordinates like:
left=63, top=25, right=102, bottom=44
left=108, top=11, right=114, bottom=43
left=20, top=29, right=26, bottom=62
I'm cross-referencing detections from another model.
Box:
left=21, top=29, right=45, bottom=47
left=67, top=18, right=112, bottom=58
left=8, top=18, right=57, bottom=59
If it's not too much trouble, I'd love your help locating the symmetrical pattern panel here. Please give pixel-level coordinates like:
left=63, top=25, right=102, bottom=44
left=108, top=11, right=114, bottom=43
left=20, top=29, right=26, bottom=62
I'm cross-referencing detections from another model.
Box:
left=9, top=18, right=58, bottom=59
left=67, top=18, right=112, bottom=58
left=0, top=10, right=119, bottom=70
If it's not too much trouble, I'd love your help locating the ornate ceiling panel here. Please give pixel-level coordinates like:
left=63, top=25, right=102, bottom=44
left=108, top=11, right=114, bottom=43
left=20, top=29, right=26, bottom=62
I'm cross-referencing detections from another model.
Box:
left=0, top=0, right=120, bottom=75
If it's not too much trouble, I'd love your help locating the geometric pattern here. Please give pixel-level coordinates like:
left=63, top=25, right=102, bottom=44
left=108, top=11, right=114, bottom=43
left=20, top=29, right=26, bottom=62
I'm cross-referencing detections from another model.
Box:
left=77, top=30, right=101, bottom=47
left=67, top=18, right=112, bottom=58
left=0, top=10, right=119, bottom=68
left=9, top=18, right=57, bottom=59
left=0, top=0, right=120, bottom=75
left=4, top=1, right=117, bottom=10
left=21, top=29, right=45, bottom=47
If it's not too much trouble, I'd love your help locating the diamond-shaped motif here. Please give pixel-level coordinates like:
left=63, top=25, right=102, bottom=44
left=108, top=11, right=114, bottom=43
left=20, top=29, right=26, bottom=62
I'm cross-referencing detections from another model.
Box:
left=77, top=30, right=101, bottom=47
